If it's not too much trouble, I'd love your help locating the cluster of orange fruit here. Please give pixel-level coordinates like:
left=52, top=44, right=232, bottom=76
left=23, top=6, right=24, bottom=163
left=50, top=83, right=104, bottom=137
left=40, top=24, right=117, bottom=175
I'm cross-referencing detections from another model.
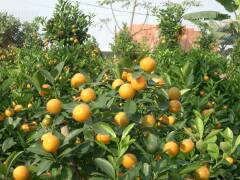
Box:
left=0, top=103, right=23, bottom=122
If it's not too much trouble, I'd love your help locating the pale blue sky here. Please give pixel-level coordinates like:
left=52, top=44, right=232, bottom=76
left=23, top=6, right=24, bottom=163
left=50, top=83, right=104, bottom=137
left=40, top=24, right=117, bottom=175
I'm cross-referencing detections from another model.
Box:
left=0, top=0, right=231, bottom=50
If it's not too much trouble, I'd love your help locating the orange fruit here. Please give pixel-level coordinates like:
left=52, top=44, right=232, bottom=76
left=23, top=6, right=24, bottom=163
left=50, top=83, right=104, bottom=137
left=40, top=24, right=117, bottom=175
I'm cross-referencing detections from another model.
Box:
left=96, top=134, right=111, bottom=144
left=131, top=76, right=146, bottom=91
left=225, top=156, right=234, bottom=165
left=14, top=105, right=23, bottom=113
left=180, top=139, right=194, bottom=154
left=42, top=115, right=52, bottom=127
left=41, top=132, right=53, bottom=141
left=152, top=77, right=165, bottom=87
left=114, top=112, right=129, bottom=127
left=163, top=141, right=179, bottom=157
left=121, top=71, right=129, bottom=81
left=39, top=91, right=47, bottom=96
left=112, top=79, right=124, bottom=89
left=139, top=57, right=156, bottom=73
left=168, top=87, right=181, bottom=100
left=0, top=113, right=5, bottom=122
left=5, top=108, right=14, bottom=117
left=21, top=123, right=30, bottom=133
left=142, top=115, right=155, bottom=127
left=195, top=166, right=209, bottom=180
left=122, top=153, right=137, bottom=169
left=161, top=116, right=175, bottom=125
left=119, top=83, right=136, bottom=100
left=203, top=75, right=209, bottom=81
left=13, top=165, right=29, bottom=180
left=72, top=103, right=91, bottom=122
left=42, top=84, right=51, bottom=89
left=46, top=99, right=62, bottom=115
left=71, top=73, right=86, bottom=88
left=42, top=133, right=60, bottom=153
left=127, top=73, right=133, bottom=82
left=27, top=103, right=32, bottom=108
left=169, top=100, right=181, bottom=113
left=201, top=108, right=214, bottom=117
left=80, top=88, right=96, bottom=103
left=200, top=90, right=205, bottom=97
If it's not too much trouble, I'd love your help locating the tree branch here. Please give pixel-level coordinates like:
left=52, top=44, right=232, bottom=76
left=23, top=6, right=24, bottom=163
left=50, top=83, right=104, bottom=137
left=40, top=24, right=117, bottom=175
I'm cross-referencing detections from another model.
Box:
left=129, top=0, right=138, bottom=33
left=110, top=3, right=122, bottom=31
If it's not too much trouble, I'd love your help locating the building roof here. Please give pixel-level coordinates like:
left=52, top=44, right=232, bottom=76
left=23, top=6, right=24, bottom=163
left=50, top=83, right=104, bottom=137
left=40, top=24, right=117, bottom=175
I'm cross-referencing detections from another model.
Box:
left=130, top=24, right=201, bottom=51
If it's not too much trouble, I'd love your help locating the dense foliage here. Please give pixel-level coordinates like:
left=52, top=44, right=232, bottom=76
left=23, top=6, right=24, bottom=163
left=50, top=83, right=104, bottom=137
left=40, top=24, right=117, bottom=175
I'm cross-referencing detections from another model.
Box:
left=0, top=0, right=240, bottom=180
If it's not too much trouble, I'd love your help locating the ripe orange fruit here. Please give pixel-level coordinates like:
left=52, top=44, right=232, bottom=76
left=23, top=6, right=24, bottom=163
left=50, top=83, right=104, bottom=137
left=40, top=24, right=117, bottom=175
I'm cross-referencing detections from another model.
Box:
left=202, top=108, right=214, bottom=117
left=152, top=77, right=165, bottom=87
left=46, top=99, right=62, bottom=115
left=161, top=116, right=175, bottom=125
left=41, top=132, right=53, bottom=141
left=14, top=105, right=23, bottom=113
left=42, top=133, right=60, bottom=153
left=195, top=166, right=209, bottom=180
left=0, top=113, right=5, bottom=122
left=21, top=123, right=30, bottom=133
left=200, top=90, right=205, bottom=97
left=96, top=134, right=111, bottom=144
left=131, top=76, right=146, bottom=91
left=169, top=100, right=181, bottom=113
left=42, top=84, right=51, bottom=89
left=168, top=87, right=181, bottom=100
left=127, top=73, right=133, bottom=82
left=71, top=73, right=86, bottom=88
left=13, top=165, right=29, bottom=180
left=163, top=141, right=179, bottom=157
left=5, top=108, right=14, bottom=117
left=114, top=112, right=129, bottom=127
left=139, top=57, right=156, bottom=73
left=112, top=79, right=124, bottom=89
left=121, top=71, right=129, bottom=81
left=225, top=156, right=234, bottom=165
left=142, top=115, right=155, bottom=127
left=72, top=103, right=91, bottom=122
left=203, top=74, right=209, bottom=81
left=42, top=115, right=52, bottom=127
left=80, top=88, right=96, bottom=103
left=122, top=153, right=137, bottom=169
left=119, top=83, right=136, bottom=100
left=180, top=139, right=194, bottom=154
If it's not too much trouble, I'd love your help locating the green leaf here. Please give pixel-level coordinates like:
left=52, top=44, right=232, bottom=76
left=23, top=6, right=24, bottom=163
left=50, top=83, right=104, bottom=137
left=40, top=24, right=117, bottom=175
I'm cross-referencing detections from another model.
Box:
left=51, top=61, right=65, bottom=79
left=94, top=158, right=115, bottom=179
left=6, top=151, right=24, bottom=176
left=180, top=89, right=191, bottom=96
left=2, top=138, right=16, bottom=152
left=37, top=160, right=53, bottom=176
left=222, top=128, right=233, bottom=143
left=121, top=123, right=135, bottom=141
left=94, top=122, right=116, bottom=138
left=39, top=69, right=55, bottom=84
left=62, top=128, right=84, bottom=146
left=179, top=163, right=201, bottom=174
left=61, top=166, right=73, bottom=180
left=142, top=163, right=151, bottom=178
left=144, top=133, right=159, bottom=153
left=205, top=129, right=222, bottom=141
left=234, top=135, right=240, bottom=148
left=195, top=117, right=204, bottom=139
left=123, top=101, right=136, bottom=114
left=220, top=141, right=232, bottom=153
left=196, top=140, right=207, bottom=152
left=207, top=143, right=219, bottom=160
left=216, top=0, right=239, bottom=12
